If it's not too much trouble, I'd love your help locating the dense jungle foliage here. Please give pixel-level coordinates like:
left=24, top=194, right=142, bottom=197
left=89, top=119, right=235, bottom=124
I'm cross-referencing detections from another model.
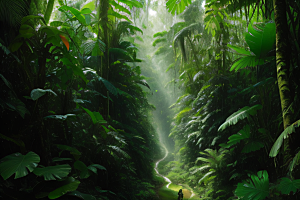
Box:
left=151, top=0, right=300, bottom=199
left=0, top=0, right=164, bottom=199
left=1, top=0, right=300, bottom=200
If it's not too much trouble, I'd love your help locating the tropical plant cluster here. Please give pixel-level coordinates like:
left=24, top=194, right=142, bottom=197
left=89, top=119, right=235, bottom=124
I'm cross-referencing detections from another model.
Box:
left=0, top=0, right=163, bottom=200
left=150, top=0, right=300, bottom=199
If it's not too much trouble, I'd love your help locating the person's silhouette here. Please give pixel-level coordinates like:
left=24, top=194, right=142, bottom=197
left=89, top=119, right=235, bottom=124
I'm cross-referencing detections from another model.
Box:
left=178, top=189, right=183, bottom=200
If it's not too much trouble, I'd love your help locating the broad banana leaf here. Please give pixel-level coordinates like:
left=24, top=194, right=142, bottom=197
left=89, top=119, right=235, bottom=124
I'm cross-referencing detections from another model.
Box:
left=218, top=104, right=263, bottom=131
left=269, top=119, right=300, bottom=157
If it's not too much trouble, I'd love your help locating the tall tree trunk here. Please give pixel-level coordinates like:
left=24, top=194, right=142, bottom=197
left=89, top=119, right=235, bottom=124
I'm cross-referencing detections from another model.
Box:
left=273, top=0, right=292, bottom=166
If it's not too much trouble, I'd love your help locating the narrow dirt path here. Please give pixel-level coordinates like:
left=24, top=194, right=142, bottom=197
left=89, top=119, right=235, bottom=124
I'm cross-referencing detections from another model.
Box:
left=154, top=143, right=197, bottom=199
left=154, top=144, right=172, bottom=188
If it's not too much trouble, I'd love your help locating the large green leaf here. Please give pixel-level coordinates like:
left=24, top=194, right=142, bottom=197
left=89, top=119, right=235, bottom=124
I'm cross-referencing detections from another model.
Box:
left=0, top=152, right=40, bottom=180
left=59, top=6, right=86, bottom=25
left=98, top=77, right=119, bottom=96
left=229, top=22, right=275, bottom=72
left=81, top=1, right=95, bottom=11
left=30, top=88, right=57, bottom=100
left=74, top=161, right=89, bottom=179
left=277, top=177, right=300, bottom=195
left=269, top=119, right=300, bottom=157
left=166, top=0, right=192, bottom=15
left=245, top=22, right=276, bottom=58
left=79, top=105, right=107, bottom=124
left=44, top=0, right=55, bottom=24
left=33, top=164, right=71, bottom=180
left=235, top=170, right=269, bottom=200
left=48, top=177, right=80, bottom=199
left=218, top=104, right=263, bottom=131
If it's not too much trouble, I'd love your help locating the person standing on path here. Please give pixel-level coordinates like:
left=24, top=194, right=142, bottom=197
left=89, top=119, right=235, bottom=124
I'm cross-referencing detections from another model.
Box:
left=178, top=189, right=183, bottom=200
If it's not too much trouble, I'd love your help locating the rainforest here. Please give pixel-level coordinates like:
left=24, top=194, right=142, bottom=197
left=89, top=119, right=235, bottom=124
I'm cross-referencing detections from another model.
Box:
left=1, top=0, right=300, bottom=199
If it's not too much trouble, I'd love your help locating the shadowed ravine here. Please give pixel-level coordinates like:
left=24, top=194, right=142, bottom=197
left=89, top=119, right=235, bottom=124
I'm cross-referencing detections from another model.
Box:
left=155, top=143, right=196, bottom=199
